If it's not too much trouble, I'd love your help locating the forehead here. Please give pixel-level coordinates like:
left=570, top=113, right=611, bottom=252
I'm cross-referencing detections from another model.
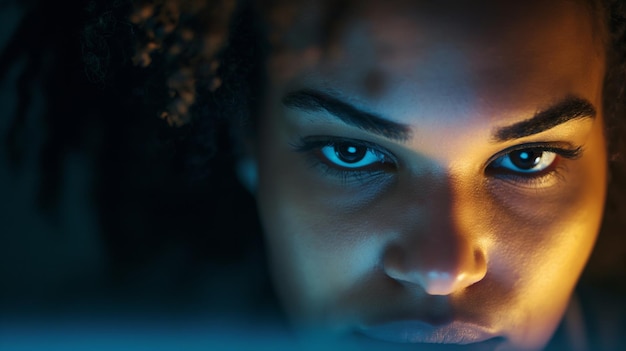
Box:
left=263, top=0, right=605, bottom=127
left=262, top=0, right=601, bottom=45
left=263, top=0, right=603, bottom=74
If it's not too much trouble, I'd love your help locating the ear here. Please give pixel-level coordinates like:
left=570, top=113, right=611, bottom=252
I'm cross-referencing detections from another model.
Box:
left=230, top=118, right=259, bottom=194
left=236, top=156, right=258, bottom=194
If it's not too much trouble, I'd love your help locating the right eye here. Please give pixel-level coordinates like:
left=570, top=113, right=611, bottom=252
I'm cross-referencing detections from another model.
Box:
left=319, top=143, right=389, bottom=169
left=291, top=136, right=398, bottom=184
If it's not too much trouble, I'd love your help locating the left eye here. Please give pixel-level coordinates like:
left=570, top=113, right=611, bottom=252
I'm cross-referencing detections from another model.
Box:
left=320, top=143, right=388, bottom=169
left=490, top=149, right=557, bottom=173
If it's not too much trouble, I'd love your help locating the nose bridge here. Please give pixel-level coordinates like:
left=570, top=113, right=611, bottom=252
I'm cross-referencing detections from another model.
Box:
left=383, top=177, right=487, bottom=295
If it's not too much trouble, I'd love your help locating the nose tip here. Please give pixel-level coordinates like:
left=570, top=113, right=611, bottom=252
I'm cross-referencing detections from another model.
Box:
left=383, top=245, right=487, bottom=295
left=419, top=268, right=485, bottom=295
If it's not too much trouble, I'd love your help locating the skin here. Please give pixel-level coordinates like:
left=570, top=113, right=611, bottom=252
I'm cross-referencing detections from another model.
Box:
left=246, top=0, right=608, bottom=350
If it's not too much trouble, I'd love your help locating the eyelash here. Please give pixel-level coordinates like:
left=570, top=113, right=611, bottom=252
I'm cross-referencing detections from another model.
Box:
left=290, top=136, right=583, bottom=187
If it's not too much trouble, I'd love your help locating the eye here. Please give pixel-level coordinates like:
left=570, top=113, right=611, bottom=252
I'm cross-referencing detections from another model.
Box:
left=489, top=149, right=558, bottom=174
left=290, top=136, right=398, bottom=185
left=320, top=143, right=388, bottom=169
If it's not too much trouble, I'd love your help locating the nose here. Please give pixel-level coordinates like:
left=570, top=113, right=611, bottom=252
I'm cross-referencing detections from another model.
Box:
left=383, top=230, right=487, bottom=295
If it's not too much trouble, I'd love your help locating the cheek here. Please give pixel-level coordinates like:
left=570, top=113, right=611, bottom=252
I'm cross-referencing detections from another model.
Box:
left=257, top=169, right=388, bottom=321
left=484, top=180, right=603, bottom=282
left=475, top=185, right=602, bottom=321
left=254, top=119, right=366, bottom=318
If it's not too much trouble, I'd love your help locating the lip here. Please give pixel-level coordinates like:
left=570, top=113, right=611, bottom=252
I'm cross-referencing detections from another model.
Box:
left=356, top=320, right=500, bottom=345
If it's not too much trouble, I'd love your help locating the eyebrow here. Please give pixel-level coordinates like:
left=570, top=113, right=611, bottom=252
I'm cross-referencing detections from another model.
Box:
left=492, top=96, right=596, bottom=142
left=282, top=89, right=413, bottom=142
left=283, top=90, right=596, bottom=144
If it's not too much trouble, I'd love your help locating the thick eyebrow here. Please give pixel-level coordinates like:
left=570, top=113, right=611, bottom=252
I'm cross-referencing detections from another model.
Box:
left=282, top=89, right=413, bottom=142
left=492, top=96, right=596, bottom=142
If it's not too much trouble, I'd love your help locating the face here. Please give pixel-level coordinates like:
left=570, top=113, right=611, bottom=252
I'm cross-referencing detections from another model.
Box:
left=250, top=0, right=608, bottom=350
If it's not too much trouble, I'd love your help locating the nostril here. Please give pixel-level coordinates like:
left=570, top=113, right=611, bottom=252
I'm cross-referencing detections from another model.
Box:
left=382, top=246, right=408, bottom=281
left=469, top=247, right=488, bottom=284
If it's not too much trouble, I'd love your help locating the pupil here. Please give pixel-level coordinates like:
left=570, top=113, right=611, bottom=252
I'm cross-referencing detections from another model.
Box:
left=335, top=144, right=366, bottom=163
left=511, top=150, right=542, bottom=169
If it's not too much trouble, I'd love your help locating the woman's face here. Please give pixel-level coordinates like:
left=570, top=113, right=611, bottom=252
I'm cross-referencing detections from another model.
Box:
left=251, top=0, right=608, bottom=350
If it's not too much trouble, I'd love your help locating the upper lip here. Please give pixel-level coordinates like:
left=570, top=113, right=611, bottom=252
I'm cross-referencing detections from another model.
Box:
left=356, top=320, right=498, bottom=344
